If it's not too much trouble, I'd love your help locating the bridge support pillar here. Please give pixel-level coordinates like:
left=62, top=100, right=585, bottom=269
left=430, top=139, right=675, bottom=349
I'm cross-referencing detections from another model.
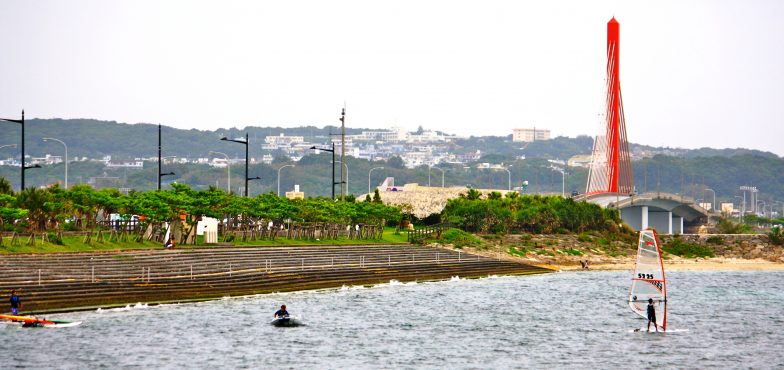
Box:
left=649, top=211, right=672, bottom=235
left=672, top=216, right=684, bottom=235
left=620, top=205, right=648, bottom=231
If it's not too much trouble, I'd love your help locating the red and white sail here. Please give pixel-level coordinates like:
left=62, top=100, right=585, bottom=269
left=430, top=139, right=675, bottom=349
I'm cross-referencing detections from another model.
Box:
left=628, top=229, right=667, bottom=331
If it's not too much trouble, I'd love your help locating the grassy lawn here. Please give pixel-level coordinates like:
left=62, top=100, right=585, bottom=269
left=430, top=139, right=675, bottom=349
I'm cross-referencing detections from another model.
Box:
left=0, top=236, right=164, bottom=254
left=227, top=227, right=408, bottom=246
left=0, top=227, right=409, bottom=254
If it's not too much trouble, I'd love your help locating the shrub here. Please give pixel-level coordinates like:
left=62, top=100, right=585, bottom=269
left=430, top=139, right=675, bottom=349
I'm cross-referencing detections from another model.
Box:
left=577, top=233, right=593, bottom=243
left=768, top=226, right=784, bottom=246
left=705, top=235, right=724, bottom=245
left=507, top=246, right=532, bottom=257
left=662, top=239, right=715, bottom=258
left=441, top=228, right=482, bottom=249
left=716, top=218, right=751, bottom=234
left=47, top=232, right=64, bottom=245
left=561, top=248, right=584, bottom=256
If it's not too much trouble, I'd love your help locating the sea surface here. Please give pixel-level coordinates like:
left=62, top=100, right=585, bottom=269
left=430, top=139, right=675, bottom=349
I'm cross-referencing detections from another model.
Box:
left=2, top=270, right=782, bottom=369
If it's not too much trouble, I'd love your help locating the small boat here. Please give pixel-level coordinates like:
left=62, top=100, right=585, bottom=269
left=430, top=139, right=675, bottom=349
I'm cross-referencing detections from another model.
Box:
left=270, top=316, right=302, bottom=327
left=628, top=229, right=667, bottom=332
left=0, top=314, right=82, bottom=328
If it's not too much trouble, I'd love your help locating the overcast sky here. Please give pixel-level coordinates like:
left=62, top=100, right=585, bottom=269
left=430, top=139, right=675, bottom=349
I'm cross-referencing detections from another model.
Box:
left=1, top=0, right=782, bottom=155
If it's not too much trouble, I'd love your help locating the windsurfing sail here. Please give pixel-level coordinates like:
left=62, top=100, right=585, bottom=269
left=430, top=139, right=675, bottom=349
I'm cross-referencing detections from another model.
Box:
left=628, top=229, right=667, bottom=331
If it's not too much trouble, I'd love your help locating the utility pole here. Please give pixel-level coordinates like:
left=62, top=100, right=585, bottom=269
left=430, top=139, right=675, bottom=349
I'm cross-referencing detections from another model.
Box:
left=158, top=124, right=162, bottom=190
left=340, top=105, right=346, bottom=199
left=0, top=110, right=40, bottom=190
left=157, top=124, right=175, bottom=191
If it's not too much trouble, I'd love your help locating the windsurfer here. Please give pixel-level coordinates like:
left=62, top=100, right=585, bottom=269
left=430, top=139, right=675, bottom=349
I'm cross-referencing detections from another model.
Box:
left=9, top=290, right=21, bottom=315
left=647, top=298, right=658, bottom=332
left=274, top=304, right=289, bottom=318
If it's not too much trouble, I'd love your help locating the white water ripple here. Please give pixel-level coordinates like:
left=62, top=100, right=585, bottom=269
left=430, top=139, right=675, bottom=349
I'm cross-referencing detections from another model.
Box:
left=1, top=271, right=782, bottom=369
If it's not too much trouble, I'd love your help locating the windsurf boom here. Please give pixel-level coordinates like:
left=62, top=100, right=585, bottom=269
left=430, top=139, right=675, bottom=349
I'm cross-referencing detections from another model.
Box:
left=628, top=229, right=667, bottom=331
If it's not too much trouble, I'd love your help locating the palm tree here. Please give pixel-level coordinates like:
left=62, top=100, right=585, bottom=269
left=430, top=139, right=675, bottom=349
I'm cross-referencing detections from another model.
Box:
left=459, top=188, right=482, bottom=200
left=16, top=187, right=51, bottom=231
left=0, top=177, right=12, bottom=195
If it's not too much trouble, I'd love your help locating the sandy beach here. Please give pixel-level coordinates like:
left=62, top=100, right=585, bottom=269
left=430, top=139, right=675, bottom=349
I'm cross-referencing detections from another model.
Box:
left=529, top=256, right=784, bottom=272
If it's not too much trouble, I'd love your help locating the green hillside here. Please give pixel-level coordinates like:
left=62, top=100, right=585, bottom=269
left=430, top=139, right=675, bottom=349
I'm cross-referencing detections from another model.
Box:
left=0, top=119, right=782, bottom=206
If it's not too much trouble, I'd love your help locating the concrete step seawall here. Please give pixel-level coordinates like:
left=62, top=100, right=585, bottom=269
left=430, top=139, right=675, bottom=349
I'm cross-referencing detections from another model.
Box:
left=0, top=244, right=551, bottom=312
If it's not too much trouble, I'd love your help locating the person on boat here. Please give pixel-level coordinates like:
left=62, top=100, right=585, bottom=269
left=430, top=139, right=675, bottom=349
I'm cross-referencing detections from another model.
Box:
left=274, top=304, right=289, bottom=318
left=647, top=298, right=659, bottom=332
left=22, top=320, right=43, bottom=328
left=9, top=290, right=21, bottom=315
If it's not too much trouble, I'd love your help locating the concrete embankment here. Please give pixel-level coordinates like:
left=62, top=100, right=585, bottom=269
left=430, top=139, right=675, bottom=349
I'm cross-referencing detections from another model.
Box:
left=0, top=244, right=551, bottom=312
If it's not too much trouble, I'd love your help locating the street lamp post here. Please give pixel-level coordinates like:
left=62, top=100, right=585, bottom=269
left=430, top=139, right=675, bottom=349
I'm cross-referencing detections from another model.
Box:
left=739, top=186, right=757, bottom=219
left=757, top=201, right=766, bottom=217
left=368, top=166, right=384, bottom=193
left=1, top=110, right=40, bottom=190
left=310, top=143, right=338, bottom=200
left=479, top=167, right=511, bottom=191
left=277, top=164, right=295, bottom=196
left=221, top=133, right=259, bottom=197
left=339, top=106, right=346, bottom=200
left=734, top=195, right=743, bottom=221
left=42, top=137, right=68, bottom=188
left=429, top=166, right=445, bottom=187
left=157, top=124, right=176, bottom=191
left=704, top=188, right=716, bottom=213
left=550, top=167, right=566, bottom=197
left=335, top=160, right=349, bottom=196
left=209, top=151, right=230, bottom=193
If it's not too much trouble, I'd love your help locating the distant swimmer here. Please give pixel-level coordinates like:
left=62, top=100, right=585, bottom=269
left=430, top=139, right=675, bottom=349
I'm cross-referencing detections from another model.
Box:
left=9, top=290, right=21, bottom=315
left=274, top=304, right=290, bottom=318
left=647, top=298, right=659, bottom=332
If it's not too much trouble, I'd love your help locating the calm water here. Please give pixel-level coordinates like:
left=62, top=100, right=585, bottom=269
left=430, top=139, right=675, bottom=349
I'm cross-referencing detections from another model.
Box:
left=2, top=271, right=783, bottom=369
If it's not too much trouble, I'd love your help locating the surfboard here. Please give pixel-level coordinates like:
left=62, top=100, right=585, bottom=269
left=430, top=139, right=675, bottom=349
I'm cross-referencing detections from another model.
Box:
left=628, top=229, right=667, bottom=332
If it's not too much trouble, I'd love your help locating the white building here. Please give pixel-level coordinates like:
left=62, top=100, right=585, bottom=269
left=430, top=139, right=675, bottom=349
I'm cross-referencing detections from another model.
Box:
left=512, top=128, right=551, bottom=142
left=380, top=127, right=409, bottom=142
left=106, top=159, right=144, bottom=168
left=408, top=130, right=452, bottom=143
left=265, top=133, right=304, bottom=146
left=209, top=158, right=229, bottom=168
left=29, top=154, right=62, bottom=166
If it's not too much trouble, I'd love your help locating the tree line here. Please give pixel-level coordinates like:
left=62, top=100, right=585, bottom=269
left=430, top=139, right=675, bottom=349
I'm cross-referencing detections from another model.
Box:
left=442, top=189, right=627, bottom=235
left=0, top=178, right=401, bottom=233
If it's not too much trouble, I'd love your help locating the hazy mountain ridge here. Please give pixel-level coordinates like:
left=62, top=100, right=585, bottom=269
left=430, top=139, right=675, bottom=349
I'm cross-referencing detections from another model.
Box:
left=1, top=118, right=773, bottom=161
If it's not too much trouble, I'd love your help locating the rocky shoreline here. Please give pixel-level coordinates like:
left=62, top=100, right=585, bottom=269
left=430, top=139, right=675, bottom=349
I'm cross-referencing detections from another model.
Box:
left=429, top=232, right=784, bottom=272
